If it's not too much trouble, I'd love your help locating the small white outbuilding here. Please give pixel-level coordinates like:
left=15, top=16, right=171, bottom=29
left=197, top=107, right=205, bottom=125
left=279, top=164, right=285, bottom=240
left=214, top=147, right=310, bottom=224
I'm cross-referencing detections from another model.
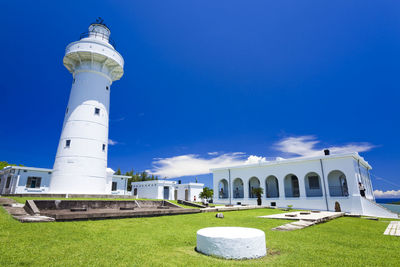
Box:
left=131, top=180, right=204, bottom=201
left=0, top=166, right=130, bottom=195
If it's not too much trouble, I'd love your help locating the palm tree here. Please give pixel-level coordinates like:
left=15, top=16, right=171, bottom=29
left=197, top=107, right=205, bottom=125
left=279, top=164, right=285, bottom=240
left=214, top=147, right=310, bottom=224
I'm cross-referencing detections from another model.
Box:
left=252, top=187, right=264, bottom=206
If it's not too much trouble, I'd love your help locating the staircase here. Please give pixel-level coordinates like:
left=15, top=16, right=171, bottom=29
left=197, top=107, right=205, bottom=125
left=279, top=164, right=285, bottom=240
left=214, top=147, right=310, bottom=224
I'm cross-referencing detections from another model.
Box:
left=361, top=197, right=399, bottom=218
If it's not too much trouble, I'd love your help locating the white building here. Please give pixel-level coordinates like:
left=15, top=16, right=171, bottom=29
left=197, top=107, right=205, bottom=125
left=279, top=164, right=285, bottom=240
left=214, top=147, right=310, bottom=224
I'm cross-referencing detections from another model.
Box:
left=212, top=152, right=398, bottom=218
left=131, top=180, right=204, bottom=201
left=50, top=21, right=124, bottom=194
left=0, top=166, right=130, bottom=195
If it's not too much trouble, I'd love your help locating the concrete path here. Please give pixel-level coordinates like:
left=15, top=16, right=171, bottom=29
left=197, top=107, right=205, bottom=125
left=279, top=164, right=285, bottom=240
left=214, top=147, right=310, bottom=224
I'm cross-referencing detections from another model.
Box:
left=0, top=197, right=55, bottom=223
left=259, top=211, right=344, bottom=231
left=384, top=221, right=400, bottom=236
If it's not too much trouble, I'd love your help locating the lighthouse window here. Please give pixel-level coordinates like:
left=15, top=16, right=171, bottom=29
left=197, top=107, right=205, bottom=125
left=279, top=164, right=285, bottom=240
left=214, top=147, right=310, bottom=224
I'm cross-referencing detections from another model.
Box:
left=66, top=107, right=68, bottom=114
left=94, top=108, right=100, bottom=115
left=106, top=86, right=109, bottom=90
left=102, top=144, right=106, bottom=151
left=65, top=140, right=71, bottom=148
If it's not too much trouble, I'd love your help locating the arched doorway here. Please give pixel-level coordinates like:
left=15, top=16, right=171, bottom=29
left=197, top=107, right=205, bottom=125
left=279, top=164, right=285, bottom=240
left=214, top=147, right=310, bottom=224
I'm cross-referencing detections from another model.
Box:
left=248, top=177, right=260, bottom=198
left=305, top=172, right=323, bottom=197
left=266, top=176, right=279, bottom=198
left=218, top=179, right=229, bottom=199
left=284, top=174, right=300, bottom=197
left=233, top=178, right=244, bottom=198
left=328, top=170, right=349, bottom=197
left=185, top=189, right=189, bottom=200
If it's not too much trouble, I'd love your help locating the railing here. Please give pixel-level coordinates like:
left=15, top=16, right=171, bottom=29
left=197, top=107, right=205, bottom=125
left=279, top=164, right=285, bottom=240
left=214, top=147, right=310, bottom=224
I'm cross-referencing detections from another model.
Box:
left=79, top=31, right=116, bottom=48
left=329, top=186, right=349, bottom=197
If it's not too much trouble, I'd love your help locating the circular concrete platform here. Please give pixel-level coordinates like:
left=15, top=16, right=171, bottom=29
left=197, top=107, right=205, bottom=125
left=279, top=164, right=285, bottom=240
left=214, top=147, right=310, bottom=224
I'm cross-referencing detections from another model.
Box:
left=196, top=227, right=266, bottom=259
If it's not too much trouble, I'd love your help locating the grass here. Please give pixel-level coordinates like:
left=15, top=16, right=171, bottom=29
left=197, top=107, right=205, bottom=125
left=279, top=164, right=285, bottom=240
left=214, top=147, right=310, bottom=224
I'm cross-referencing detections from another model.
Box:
left=1, top=198, right=400, bottom=266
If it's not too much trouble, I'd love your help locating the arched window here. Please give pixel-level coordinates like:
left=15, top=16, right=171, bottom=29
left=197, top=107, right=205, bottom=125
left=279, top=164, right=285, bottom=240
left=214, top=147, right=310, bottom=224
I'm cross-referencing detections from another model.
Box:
left=305, top=172, right=323, bottom=197
left=218, top=179, right=229, bottom=199
left=248, top=177, right=260, bottom=198
left=233, top=178, right=244, bottom=198
left=284, top=174, right=300, bottom=197
left=133, top=188, right=138, bottom=196
left=328, top=170, right=349, bottom=197
left=266, top=176, right=279, bottom=198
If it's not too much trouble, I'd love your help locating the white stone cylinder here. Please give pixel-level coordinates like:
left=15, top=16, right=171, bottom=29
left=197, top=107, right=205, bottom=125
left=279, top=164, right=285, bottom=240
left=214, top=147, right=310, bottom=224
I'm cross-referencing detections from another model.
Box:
left=196, top=227, right=267, bottom=259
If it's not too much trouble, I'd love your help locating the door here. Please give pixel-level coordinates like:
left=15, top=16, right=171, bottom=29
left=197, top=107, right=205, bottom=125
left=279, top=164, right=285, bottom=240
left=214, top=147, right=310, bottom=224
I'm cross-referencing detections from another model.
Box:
left=174, top=189, right=178, bottom=200
left=163, top=186, right=169, bottom=200
left=292, top=176, right=299, bottom=197
left=185, top=189, right=189, bottom=201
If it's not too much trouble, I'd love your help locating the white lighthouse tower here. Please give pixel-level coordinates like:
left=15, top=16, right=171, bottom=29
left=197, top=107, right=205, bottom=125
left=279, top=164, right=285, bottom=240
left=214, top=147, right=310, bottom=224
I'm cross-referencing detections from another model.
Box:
left=50, top=19, right=124, bottom=194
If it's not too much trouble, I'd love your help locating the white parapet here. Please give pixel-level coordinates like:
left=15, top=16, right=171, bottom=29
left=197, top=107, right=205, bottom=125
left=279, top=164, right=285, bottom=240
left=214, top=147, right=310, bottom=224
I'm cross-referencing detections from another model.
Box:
left=49, top=22, right=124, bottom=194
left=196, top=227, right=267, bottom=259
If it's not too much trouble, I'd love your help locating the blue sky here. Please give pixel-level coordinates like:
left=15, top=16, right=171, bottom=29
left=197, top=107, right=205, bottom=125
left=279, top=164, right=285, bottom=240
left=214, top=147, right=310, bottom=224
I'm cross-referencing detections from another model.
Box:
left=1, top=1, right=400, bottom=196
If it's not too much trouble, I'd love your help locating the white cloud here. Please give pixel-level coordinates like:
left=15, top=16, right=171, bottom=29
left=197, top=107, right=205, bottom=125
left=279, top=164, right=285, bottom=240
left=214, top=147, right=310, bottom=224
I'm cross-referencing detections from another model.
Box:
left=374, top=190, right=400, bottom=198
left=149, top=135, right=375, bottom=178
left=108, top=139, right=118, bottom=145
left=149, top=153, right=267, bottom=178
left=275, top=135, right=374, bottom=157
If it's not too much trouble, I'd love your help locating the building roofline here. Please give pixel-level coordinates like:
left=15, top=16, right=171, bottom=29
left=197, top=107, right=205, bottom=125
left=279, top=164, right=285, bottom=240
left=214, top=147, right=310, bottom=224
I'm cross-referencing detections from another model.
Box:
left=210, top=152, right=372, bottom=172
left=112, top=175, right=131, bottom=179
left=0, top=165, right=53, bottom=173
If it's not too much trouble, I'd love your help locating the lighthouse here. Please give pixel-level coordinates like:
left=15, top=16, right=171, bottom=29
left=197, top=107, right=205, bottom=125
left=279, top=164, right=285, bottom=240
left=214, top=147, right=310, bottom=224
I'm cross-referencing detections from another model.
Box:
left=50, top=19, right=124, bottom=194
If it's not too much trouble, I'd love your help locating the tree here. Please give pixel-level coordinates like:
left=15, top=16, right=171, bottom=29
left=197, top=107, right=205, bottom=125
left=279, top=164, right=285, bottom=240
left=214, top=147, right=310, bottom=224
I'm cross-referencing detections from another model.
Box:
left=115, top=168, right=121, bottom=175
left=199, top=187, right=213, bottom=201
left=0, top=161, right=23, bottom=170
left=252, top=187, right=264, bottom=206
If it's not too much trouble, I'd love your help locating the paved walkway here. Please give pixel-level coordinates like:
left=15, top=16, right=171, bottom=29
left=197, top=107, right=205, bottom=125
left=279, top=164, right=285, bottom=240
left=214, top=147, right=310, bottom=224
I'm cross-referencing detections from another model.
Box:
left=0, top=197, right=55, bottom=222
left=384, top=221, right=400, bottom=236
left=259, top=211, right=344, bottom=231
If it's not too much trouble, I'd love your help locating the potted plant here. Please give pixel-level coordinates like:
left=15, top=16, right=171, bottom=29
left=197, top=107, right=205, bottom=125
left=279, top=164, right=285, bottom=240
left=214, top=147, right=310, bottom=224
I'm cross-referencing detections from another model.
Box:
left=251, top=187, right=264, bottom=206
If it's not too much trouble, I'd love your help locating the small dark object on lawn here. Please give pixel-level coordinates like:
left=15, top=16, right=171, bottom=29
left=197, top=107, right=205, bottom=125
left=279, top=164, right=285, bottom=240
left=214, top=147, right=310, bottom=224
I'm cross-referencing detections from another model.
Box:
left=216, top=213, right=224, bottom=218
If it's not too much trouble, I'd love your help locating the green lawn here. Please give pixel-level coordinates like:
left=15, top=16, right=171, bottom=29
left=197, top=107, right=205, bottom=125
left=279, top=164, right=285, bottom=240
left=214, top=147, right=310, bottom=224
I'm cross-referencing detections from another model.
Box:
left=1, top=199, right=399, bottom=266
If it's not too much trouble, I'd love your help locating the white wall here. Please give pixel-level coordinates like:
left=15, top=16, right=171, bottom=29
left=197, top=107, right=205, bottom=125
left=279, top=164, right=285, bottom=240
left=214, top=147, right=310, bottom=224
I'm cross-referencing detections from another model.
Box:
left=212, top=154, right=387, bottom=216
left=131, top=180, right=176, bottom=200
left=111, top=176, right=129, bottom=195
left=0, top=167, right=52, bottom=194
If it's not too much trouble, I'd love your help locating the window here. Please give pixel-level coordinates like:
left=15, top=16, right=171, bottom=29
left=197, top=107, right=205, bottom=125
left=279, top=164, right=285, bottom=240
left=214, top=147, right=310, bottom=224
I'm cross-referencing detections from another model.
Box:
left=102, top=144, right=106, bottom=151
left=308, top=176, right=320, bottom=189
left=94, top=108, right=100, bottom=115
left=5, top=176, right=11, bottom=188
left=65, top=139, right=71, bottom=148
left=73, top=78, right=75, bottom=84
left=106, top=86, right=109, bottom=90
left=26, top=177, right=42, bottom=189
left=112, top=182, right=117, bottom=191
left=66, top=107, right=69, bottom=114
